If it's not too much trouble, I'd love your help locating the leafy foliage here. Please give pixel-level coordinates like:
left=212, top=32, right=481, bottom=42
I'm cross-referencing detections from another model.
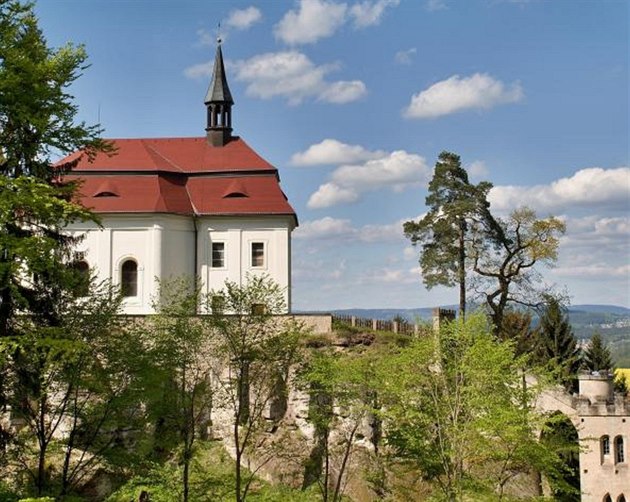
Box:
left=374, top=313, right=568, bottom=500
left=0, top=0, right=112, bottom=180
left=471, top=207, right=566, bottom=332
left=207, top=274, right=305, bottom=502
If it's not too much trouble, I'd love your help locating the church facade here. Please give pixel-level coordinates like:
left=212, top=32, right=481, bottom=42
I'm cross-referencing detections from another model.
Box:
left=61, top=44, right=297, bottom=314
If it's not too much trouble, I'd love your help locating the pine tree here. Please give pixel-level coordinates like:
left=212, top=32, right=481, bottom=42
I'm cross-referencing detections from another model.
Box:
left=403, top=151, right=497, bottom=318
left=534, top=297, right=581, bottom=392
left=583, top=333, right=613, bottom=372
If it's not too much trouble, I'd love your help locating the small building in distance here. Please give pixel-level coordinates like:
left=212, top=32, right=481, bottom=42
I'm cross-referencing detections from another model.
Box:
left=60, top=42, right=297, bottom=314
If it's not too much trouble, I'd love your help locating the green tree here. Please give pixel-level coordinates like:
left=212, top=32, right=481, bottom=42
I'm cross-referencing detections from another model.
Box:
left=0, top=0, right=110, bottom=180
left=0, top=2, right=115, bottom=494
left=583, top=333, right=628, bottom=395
left=301, top=349, right=381, bottom=502
left=207, top=274, right=304, bottom=502
left=0, top=0, right=113, bottom=336
left=0, top=274, right=147, bottom=498
left=470, top=207, right=566, bottom=333
left=583, top=333, right=613, bottom=372
left=375, top=313, right=568, bottom=501
left=533, top=297, right=581, bottom=393
left=404, top=151, right=498, bottom=318
left=146, top=277, right=215, bottom=502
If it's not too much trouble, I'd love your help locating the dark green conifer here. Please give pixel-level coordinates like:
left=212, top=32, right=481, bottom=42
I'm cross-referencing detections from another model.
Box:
left=403, top=151, right=497, bottom=318
left=583, top=333, right=613, bottom=372
left=534, top=297, right=581, bottom=392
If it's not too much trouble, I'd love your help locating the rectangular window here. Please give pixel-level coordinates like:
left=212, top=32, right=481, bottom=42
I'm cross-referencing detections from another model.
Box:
left=251, top=303, right=266, bottom=315
left=251, top=242, right=264, bottom=267
left=211, top=242, right=225, bottom=268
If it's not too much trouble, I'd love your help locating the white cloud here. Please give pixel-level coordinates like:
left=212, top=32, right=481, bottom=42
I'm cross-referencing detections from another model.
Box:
left=274, top=0, right=401, bottom=45
left=553, top=263, right=630, bottom=279
left=307, top=150, right=430, bottom=208
left=274, top=0, right=348, bottom=45
left=395, top=47, right=417, bottom=65
left=349, top=0, right=399, bottom=28
left=467, top=160, right=489, bottom=178
left=403, top=73, right=524, bottom=119
left=489, top=167, right=630, bottom=212
left=307, top=183, right=359, bottom=209
left=184, top=61, right=212, bottom=79
left=294, top=216, right=354, bottom=239
left=226, top=6, right=262, bottom=30
left=227, top=51, right=366, bottom=105
left=359, top=266, right=422, bottom=284
left=425, top=0, right=448, bottom=11
left=332, top=151, right=430, bottom=192
left=295, top=215, right=420, bottom=242
left=290, top=139, right=386, bottom=166
left=318, top=80, right=367, bottom=103
left=196, top=28, right=216, bottom=47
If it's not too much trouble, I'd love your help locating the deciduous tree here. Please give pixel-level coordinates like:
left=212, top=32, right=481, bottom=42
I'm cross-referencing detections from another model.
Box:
left=375, top=314, right=568, bottom=501
left=470, top=207, right=566, bottom=332
left=207, top=274, right=304, bottom=502
left=145, top=277, right=215, bottom=502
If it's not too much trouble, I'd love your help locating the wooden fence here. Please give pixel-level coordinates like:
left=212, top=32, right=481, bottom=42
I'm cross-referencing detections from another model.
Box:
left=332, top=314, right=422, bottom=336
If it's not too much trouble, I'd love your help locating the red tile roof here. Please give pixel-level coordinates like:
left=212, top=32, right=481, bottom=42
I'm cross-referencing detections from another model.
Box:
left=61, top=137, right=297, bottom=226
left=64, top=136, right=274, bottom=173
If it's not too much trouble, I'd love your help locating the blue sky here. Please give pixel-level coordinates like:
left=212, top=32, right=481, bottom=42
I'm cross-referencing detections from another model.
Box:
left=35, top=0, right=629, bottom=310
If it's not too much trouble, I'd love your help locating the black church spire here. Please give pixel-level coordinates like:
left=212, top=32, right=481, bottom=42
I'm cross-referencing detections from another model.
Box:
left=205, top=40, right=233, bottom=147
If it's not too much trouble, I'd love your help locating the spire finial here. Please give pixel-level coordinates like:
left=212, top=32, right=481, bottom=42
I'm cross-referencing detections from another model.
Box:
left=217, top=22, right=222, bottom=45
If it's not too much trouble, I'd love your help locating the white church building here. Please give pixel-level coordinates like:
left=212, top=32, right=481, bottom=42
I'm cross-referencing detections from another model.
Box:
left=61, top=43, right=297, bottom=314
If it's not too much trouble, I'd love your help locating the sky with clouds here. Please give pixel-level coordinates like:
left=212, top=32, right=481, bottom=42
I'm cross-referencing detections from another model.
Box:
left=35, top=0, right=629, bottom=310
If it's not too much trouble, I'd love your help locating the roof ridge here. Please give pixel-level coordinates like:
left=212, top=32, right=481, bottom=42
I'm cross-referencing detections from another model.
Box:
left=142, top=140, right=185, bottom=173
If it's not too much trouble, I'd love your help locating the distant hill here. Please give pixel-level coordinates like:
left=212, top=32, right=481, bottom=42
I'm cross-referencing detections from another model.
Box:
left=302, top=304, right=629, bottom=323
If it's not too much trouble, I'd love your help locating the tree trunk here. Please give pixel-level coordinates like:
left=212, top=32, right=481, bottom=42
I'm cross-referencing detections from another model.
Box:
left=234, top=419, right=242, bottom=502
left=458, top=219, right=466, bottom=319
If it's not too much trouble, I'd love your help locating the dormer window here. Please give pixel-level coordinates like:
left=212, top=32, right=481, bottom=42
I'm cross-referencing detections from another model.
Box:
left=93, top=181, right=119, bottom=198
left=222, top=180, right=249, bottom=199
left=223, top=191, right=248, bottom=198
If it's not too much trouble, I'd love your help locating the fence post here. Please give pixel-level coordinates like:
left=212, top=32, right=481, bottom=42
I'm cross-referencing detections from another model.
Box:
left=414, top=324, right=419, bottom=336
left=372, top=319, right=377, bottom=331
left=351, top=316, right=356, bottom=328
left=393, top=321, right=398, bottom=334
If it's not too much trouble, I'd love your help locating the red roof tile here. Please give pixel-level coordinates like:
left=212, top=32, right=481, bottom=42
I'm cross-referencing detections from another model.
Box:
left=61, top=136, right=297, bottom=226
left=64, top=137, right=273, bottom=173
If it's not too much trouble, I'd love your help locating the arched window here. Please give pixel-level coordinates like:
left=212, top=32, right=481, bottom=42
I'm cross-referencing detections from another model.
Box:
left=121, top=259, right=138, bottom=297
left=603, top=495, right=612, bottom=502
left=601, top=435, right=611, bottom=463
left=71, top=260, right=90, bottom=297
left=615, top=436, right=625, bottom=464
left=617, top=495, right=626, bottom=502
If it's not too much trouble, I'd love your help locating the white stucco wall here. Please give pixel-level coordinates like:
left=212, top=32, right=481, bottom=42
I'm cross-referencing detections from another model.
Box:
left=198, top=216, right=293, bottom=311
left=67, top=214, right=293, bottom=314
